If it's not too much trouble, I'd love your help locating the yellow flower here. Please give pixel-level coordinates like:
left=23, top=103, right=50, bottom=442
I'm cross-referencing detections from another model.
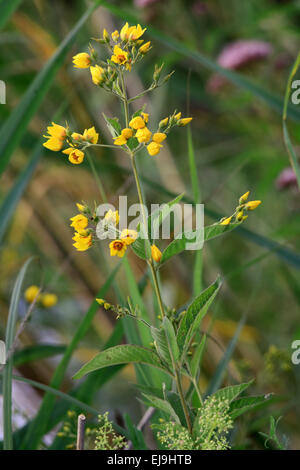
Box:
left=114, top=127, right=133, bottom=145
left=220, top=216, right=232, bottom=225
left=174, top=112, right=182, bottom=120
left=83, top=126, right=99, bottom=144
left=63, top=148, right=85, bottom=164
left=178, top=117, right=193, bottom=126
left=76, top=203, right=86, bottom=212
left=239, top=191, right=250, bottom=205
left=120, top=22, right=146, bottom=41
left=141, top=112, right=149, bottom=123
left=245, top=200, right=262, bottom=211
left=24, top=285, right=40, bottom=303
left=72, top=52, right=91, bottom=68
left=151, top=244, right=162, bottom=262
left=129, top=116, right=145, bottom=129
left=73, top=233, right=92, bottom=251
left=109, top=239, right=127, bottom=258
left=90, top=65, right=104, bottom=85
left=121, top=128, right=133, bottom=139
left=43, top=136, right=64, bottom=151
left=111, top=46, right=129, bottom=65
left=46, top=122, right=67, bottom=140
left=96, top=298, right=105, bottom=305
left=70, top=214, right=88, bottom=231
left=103, top=28, right=109, bottom=41
left=120, top=228, right=138, bottom=245
left=114, top=135, right=127, bottom=146
left=71, top=132, right=83, bottom=141
left=136, top=127, right=152, bottom=143
left=147, top=141, right=163, bottom=156
left=112, top=30, right=119, bottom=41
left=40, top=293, right=57, bottom=308
left=139, top=41, right=151, bottom=54
left=159, top=117, right=169, bottom=127
left=152, top=132, right=166, bottom=144
left=104, top=209, right=119, bottom=226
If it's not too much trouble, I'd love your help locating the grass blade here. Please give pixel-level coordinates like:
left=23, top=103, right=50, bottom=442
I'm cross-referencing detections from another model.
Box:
left=0, top=0, right=23, bottom=30
left=20, top=262, right=120, bottom=450
left=282, top=52, right=300, bottom=189
left=2, top=257, right=34, bottom=450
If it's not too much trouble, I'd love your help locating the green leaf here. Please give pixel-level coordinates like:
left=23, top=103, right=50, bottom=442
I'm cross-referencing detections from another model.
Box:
left=13, top=344, right=66, bottom=367
left=102, top=113, right=122, bottom=137
left=211, top=380, right=254, bottom=404
left=282, top=53, right=300, bottom=189
left=165, top=391, right=186, bottom=427
left=151, top=326, right=172, bottom=365
left=3, top=257, right=34, bottom=450
left=0, top=0, right=23, bottom=30
left=124, top=414, right=147, bottom=450
left=141, top=393, right=180, bottom=424
left=20, top=262, right=120, bottom=450
left=229, top=394, right=274, bottom=420
left=163, top=317, right=179, bottom=363
left=160, top=223, right=241, bottom=265
left=0, top=1, right=101, bottom=176
left=190, top=334, right=206, bottom=379
left=73, top=345, right=169, bottom=380
left=177, top=276, right=222, bottom=356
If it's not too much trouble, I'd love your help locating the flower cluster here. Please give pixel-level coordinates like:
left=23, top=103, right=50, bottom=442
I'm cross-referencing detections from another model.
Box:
left=24, top=285, right=57, bottom=308
left=219, top=190, right=262, bottom=225
left=43, top=123, right=99, bottom=164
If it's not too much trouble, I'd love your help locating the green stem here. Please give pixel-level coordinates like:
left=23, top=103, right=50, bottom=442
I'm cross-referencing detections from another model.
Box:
left=175, top=368, right=192, bottom=434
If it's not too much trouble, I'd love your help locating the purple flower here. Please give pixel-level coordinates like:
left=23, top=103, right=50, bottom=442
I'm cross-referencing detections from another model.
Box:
left=207, top=40, right=272, bottom=93
left=276, top=168, right=298, bottom=190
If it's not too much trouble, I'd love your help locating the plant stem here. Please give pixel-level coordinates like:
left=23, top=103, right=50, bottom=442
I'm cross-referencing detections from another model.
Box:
left=175, top=367, right=192, bottom=434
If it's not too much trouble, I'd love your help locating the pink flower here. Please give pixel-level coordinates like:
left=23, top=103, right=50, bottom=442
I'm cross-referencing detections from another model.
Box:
left=276, top=168, right=298, bottom=190
left=207, top=40, right=272, bottom=93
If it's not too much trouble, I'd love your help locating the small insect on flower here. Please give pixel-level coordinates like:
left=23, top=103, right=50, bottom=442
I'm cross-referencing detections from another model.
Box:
left=63, top=148, right=85, bottom=164
left=90, top=65, right=105, bottom=85
left=70, top=214, right=89, bottom=231
left=72, top=52, right=91, bottom=68
left=147, top=141, right=163, bottom=156
left=24, top=285, right=40, bottom=303
left=136, top=127, right=152, bottom=143
left=151, top=244, right=162, bottom=262
left=40, top=293, right=58, bottom=308
left=129, top=116, right=146, bottom=129
left=109, top=239, right=127, bottom=258
left=120, top=229, right=138, bottom=245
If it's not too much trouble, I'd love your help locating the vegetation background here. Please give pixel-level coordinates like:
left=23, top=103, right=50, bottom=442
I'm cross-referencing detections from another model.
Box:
left=0, top=0, right=300, bottom=450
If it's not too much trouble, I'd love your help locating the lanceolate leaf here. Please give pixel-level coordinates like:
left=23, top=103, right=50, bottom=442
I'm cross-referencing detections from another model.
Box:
left=211, top=381, right=254, bottom=404
left=177, top=276, right=222, bottom=356
left=73, top=345, right=170, bottom=380
left=0, top=1, right=102, bottom=176
left=229, top=394, right=274, bottom=420
left=151, top=326, right=172, bottom=365
left=141, top=393, right=180, bottom=424
left=160, top=223, right=240, bottom=265
left=163, top=317, right=179, bottom=363
left=0, top=0, right=23, bottom=30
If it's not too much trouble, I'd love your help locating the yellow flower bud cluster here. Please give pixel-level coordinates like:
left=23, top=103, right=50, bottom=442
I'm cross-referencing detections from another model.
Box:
left=70, top=210, right=93, bottom=252
left=43, top=123, right=99, bottom=165
left=220, top=191, right=262, bottom=226
left=24, top=285, right=58, bottom=308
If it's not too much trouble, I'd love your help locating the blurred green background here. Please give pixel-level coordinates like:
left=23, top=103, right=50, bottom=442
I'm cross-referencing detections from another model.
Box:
left=1, top=0, right=300, bottom=449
